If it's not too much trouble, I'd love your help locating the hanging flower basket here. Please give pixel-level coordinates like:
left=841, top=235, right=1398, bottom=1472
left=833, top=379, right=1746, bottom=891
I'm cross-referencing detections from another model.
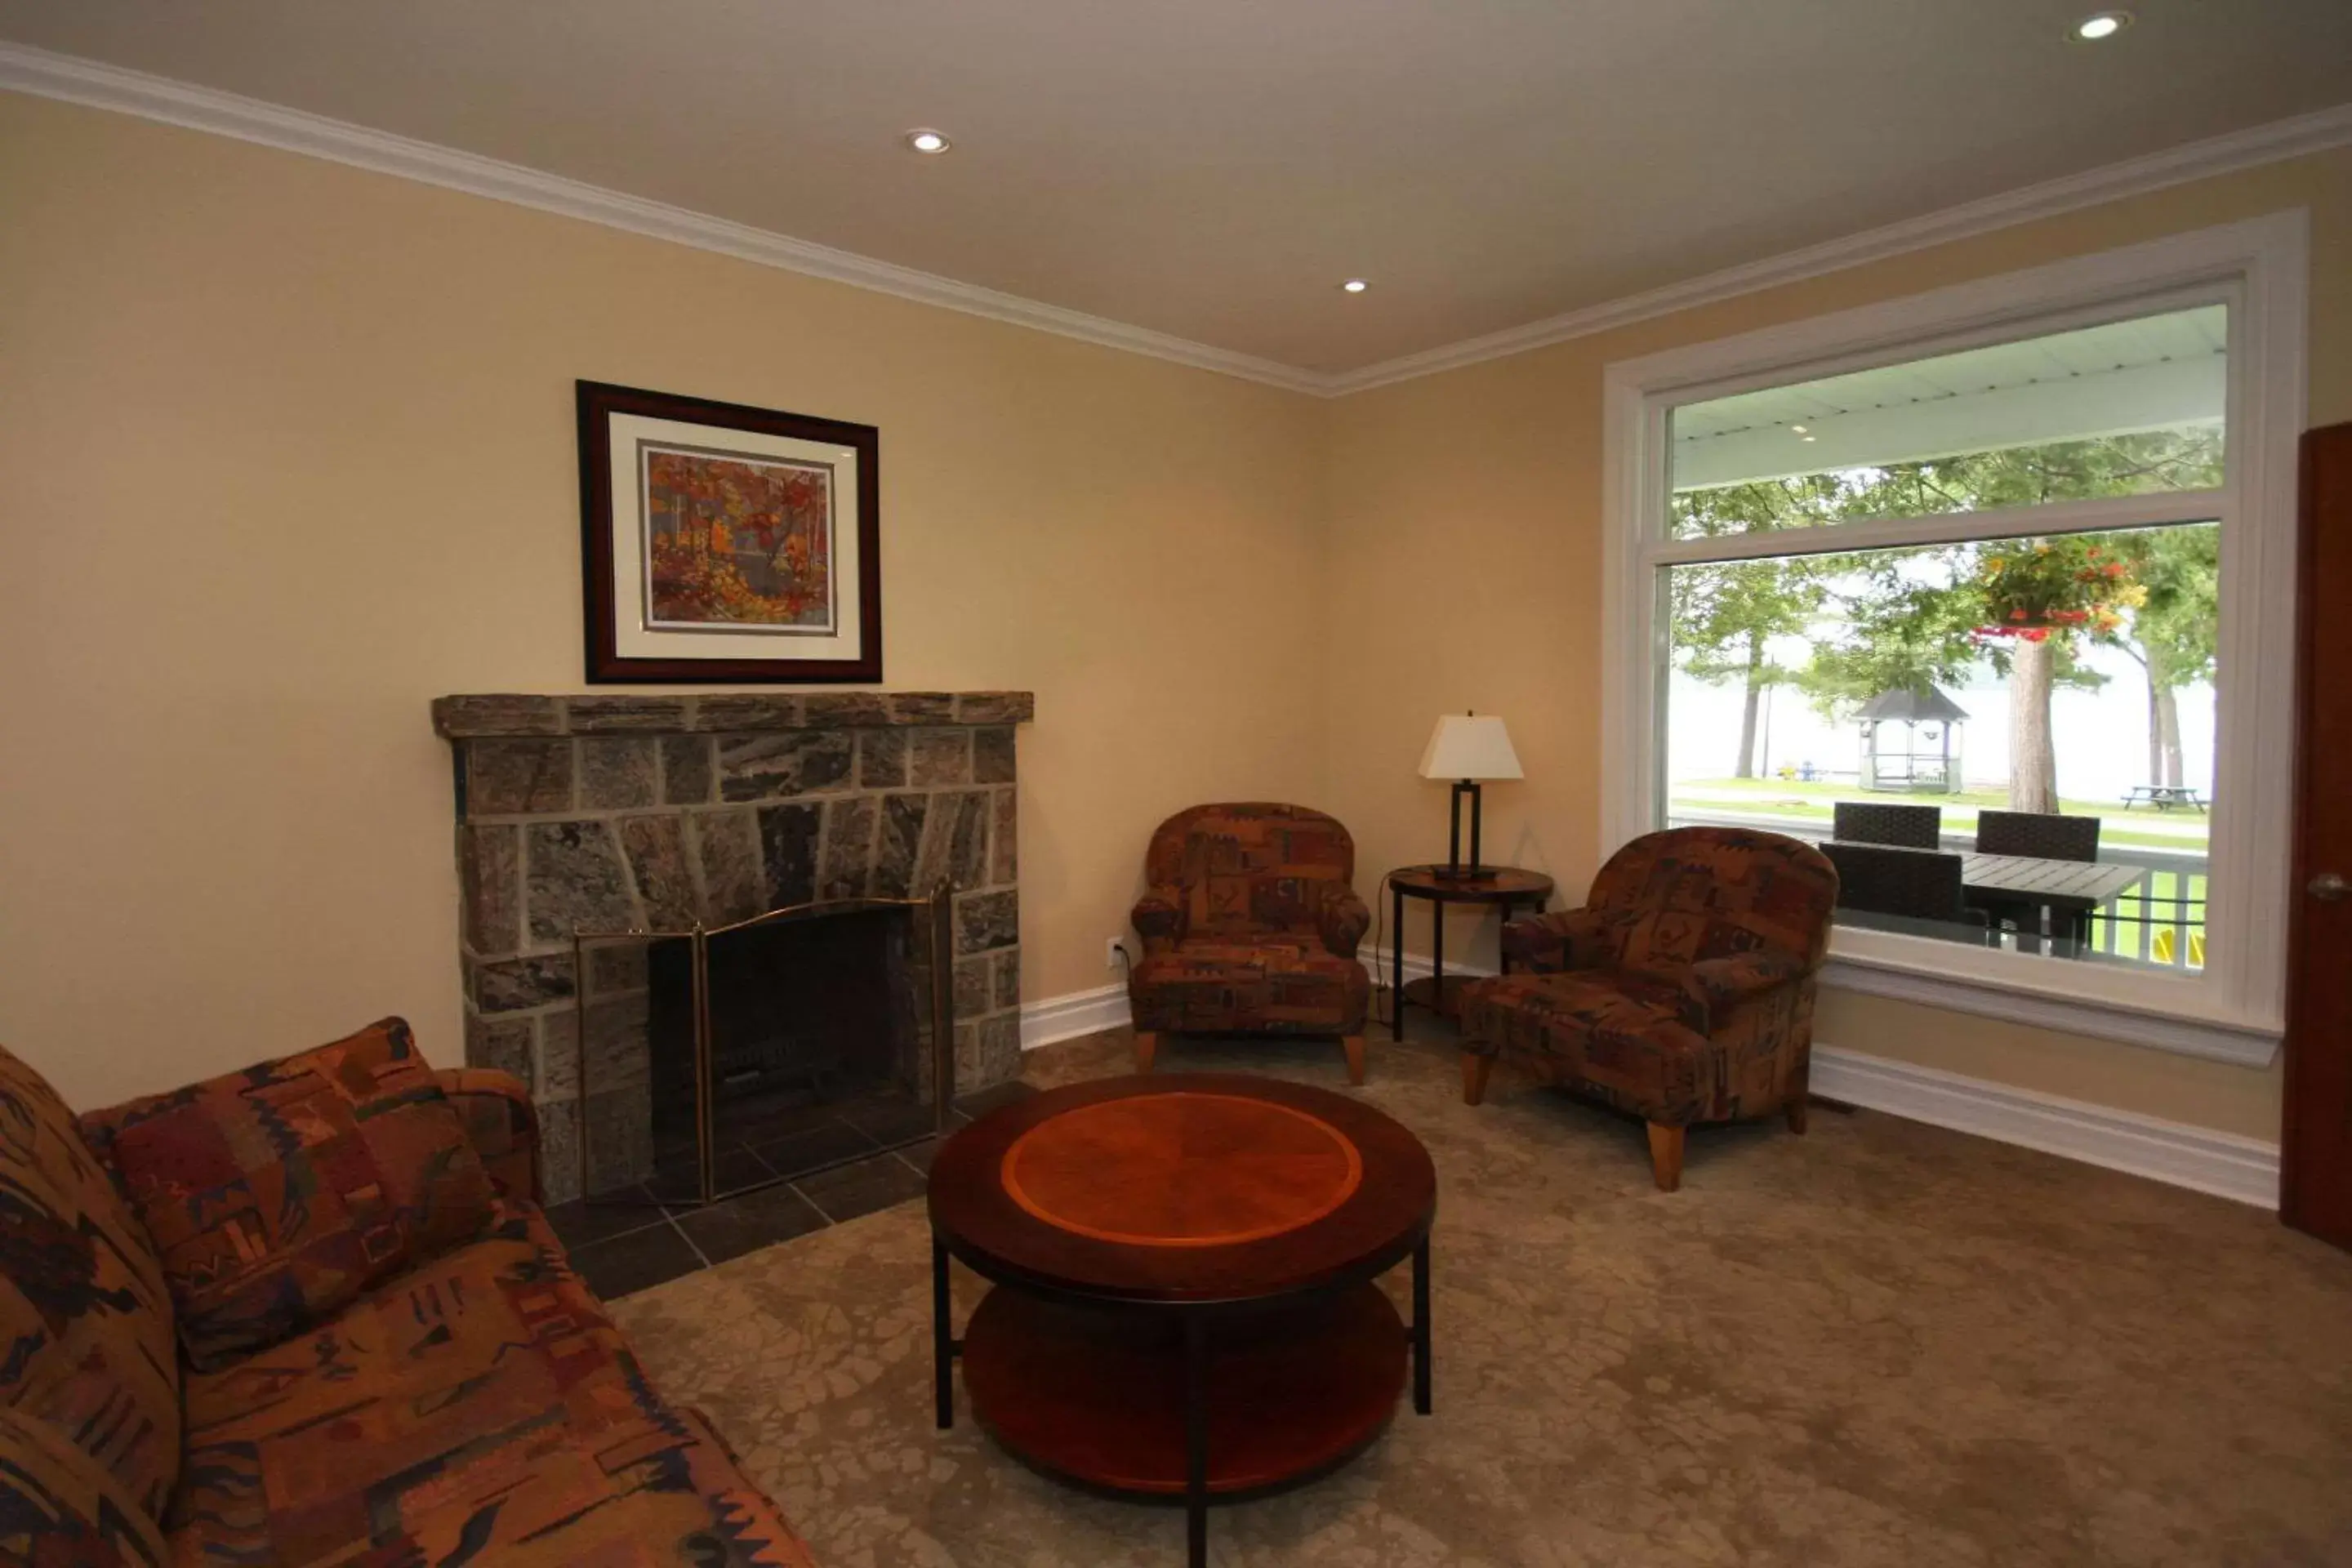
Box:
left=1971, top=539, right=2140, bottom=647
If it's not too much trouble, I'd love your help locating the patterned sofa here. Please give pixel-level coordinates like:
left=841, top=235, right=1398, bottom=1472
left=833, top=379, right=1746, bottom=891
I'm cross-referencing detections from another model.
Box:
left=0, top=1020, right=816, bottom=1567
left=1127, top=803, right=1374, bottom=1083
left=1457, top=827, right=1838, bottom=1192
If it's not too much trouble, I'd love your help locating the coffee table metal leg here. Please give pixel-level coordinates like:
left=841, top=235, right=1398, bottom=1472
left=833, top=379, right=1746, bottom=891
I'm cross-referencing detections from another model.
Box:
left=932, top=1237, right=955, bottom=1430
left=1185, top=1313, right=1209, bottom=1568
left=1412, top=1233, right=1432, bottom=1415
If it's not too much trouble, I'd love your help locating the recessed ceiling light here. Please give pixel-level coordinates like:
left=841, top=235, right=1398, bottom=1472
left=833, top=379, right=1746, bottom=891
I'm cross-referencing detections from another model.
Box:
left=2072, top=11, right=2132, bottom=41
left=1790, top=425, right=1809, bottom=434
left=903, top=128, right=951, bottom=154
left=1801, top=435, right=1818, bottom=443
left=1340, top=278, right=1370, bottom=294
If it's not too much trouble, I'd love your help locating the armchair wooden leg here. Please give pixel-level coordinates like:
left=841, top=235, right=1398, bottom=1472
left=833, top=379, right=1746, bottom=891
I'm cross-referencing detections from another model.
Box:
left=1646, top=1123, right=1686, bottom=1193
left=1785, top=1059, right=1811, bottom=1134
left=1460, top=1052, right=1493, bottom=1106
left=1342, top=1034, right=1367, bottom=1085
left=1133, top=1031, right=1159, bottom=1074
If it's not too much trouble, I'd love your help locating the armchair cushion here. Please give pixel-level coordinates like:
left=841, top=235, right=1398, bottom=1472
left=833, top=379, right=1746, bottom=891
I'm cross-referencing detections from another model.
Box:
left=1129, top=940, right=1370, bottom=1036
left=92, top=1018, right=497, bottom=1371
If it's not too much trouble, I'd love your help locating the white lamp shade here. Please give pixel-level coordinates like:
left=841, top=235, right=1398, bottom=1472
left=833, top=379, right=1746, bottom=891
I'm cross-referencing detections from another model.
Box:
left=1419, top=715, right=1523, bottom=781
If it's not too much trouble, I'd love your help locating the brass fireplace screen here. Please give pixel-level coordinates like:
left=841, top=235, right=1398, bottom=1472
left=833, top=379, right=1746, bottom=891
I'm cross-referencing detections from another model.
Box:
left=569, top=884, right=956, bottom=1210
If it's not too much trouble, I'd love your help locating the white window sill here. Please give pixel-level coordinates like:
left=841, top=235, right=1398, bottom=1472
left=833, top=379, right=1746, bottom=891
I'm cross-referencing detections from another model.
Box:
left=1821, top=931, right=2280, bottom=1067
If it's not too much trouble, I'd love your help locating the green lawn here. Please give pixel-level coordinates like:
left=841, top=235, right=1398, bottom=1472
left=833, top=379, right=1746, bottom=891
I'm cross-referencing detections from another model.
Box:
left=1668, top=777, right=2209, bottom=852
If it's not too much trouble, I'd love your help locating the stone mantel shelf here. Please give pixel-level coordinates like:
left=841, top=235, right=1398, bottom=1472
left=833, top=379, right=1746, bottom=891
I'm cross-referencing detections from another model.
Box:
left=432, top=690, right=1035, bottom=738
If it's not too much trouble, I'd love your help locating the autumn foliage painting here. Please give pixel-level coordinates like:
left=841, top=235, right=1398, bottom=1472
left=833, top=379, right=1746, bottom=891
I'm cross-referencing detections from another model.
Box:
left=641, top=446, right=833, bottom=631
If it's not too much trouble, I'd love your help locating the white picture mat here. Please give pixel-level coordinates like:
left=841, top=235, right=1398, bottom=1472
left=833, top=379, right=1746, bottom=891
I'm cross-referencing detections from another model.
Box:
left=605, top=411, right=864, bottom=663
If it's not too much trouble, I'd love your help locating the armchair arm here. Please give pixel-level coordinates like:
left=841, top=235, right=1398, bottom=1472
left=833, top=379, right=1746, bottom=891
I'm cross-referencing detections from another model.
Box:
left=1131, top=884, right=1189, bottom=955
left=434, top=1067, right=541, bottom=1205
left=1501, top=906, right=1610, bottom=973
left=1664, top=950, right=1810, bottom=1034
left=1317, top=885, right=1372, bottom=960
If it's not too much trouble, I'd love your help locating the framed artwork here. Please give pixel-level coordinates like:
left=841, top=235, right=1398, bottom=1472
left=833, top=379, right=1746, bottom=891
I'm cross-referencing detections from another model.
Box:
left=577, top=380, right=881, bottom=683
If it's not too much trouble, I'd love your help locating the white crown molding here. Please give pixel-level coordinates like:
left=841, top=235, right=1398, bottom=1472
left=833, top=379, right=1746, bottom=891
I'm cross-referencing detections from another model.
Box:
left=1810, top=1046, right=2278, bottom=1209
left=1322, top=100, right=2352, bottom=396
left=0, top=42, right=1326, bottom=396
left=2, top=41, right=2345, bottom=400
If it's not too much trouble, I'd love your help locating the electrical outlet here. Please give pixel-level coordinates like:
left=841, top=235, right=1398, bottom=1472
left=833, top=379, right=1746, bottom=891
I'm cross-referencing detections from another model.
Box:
left=1107, top=936, right=1129, bottom=969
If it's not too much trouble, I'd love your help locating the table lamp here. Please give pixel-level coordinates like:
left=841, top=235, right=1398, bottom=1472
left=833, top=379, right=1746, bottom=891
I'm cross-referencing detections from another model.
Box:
left=1419, top=713, right=1522, bottom=880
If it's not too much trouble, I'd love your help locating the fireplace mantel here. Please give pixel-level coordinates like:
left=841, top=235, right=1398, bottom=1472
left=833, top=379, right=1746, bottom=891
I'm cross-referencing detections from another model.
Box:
left=432, top=689, right=1034, bottom=738
left=433, top=689, right=1033, bottom=1201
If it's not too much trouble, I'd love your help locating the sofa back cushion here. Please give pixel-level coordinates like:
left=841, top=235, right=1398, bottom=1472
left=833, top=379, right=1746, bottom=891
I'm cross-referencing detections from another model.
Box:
left=1144, top=803, right=1356, bottom=940
left=0, top=1043, right=180, bottom=1528
left=85, top=1018, right=497, bottom=1372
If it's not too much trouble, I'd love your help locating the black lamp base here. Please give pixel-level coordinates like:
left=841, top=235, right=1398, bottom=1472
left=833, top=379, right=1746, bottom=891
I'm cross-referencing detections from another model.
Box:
left=1441, top=780, right=1494, bottom=880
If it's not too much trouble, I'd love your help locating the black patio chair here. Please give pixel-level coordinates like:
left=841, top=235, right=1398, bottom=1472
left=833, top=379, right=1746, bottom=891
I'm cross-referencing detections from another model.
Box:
left=1819, top=841, right=1992, bottom=944
left=1832, top=800, right=1944, bottom=849
left=1973, top=809, right=2100, bottom=862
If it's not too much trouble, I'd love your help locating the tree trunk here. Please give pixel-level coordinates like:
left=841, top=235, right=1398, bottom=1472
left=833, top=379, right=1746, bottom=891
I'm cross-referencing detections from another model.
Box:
left=1735, top=635, right=1765, bottom=778
left=2008, top=635, right=2059, bottom=813
left=2154, top=682, right=2185, bottom=788
left=2145, top=677, right=2163, bottom=791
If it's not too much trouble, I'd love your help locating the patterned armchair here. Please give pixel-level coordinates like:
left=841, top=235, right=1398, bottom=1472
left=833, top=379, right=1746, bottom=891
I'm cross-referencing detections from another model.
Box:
left=1127, top=803, right=1374, bottom=1082
left=1457, top=826, right=1838, bottom=1191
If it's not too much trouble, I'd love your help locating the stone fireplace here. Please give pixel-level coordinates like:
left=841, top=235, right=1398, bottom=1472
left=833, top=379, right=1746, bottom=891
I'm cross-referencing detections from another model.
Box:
left=432, top=690, right=1031, bottom=1203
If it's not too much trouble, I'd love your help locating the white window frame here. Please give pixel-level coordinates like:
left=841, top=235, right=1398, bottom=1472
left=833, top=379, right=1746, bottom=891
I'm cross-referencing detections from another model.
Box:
left=1600, top=212, right=2307, bottom=1067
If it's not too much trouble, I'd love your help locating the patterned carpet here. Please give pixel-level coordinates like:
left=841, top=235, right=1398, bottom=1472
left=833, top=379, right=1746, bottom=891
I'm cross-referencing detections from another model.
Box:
left=610, top=1023, right=2352, bottom=1567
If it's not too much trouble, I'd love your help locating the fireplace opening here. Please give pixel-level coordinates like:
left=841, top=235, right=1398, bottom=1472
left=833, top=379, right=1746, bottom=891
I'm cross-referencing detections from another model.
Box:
left=572, top=893, right=952, bottom=1208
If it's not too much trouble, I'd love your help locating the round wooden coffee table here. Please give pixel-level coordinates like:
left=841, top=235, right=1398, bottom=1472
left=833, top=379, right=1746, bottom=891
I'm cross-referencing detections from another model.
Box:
left=927, top=1073, right=1437, bottom=1567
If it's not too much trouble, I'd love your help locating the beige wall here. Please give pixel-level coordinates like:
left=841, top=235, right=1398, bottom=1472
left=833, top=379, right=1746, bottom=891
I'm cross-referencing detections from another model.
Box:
left=4, top=89, right=2343, bottom=1144
left=1326, top=147, right=2352, bottom=1144
left=0, top=91, right=1331, bottom=1108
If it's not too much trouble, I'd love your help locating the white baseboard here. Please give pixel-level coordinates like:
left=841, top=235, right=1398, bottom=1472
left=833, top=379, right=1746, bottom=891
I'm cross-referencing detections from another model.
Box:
left=1811, top=1045, right=2279, bottom=1208
left=1012, top=965, right=2280, bottom=1210
left=1019, top=981, right=1130, bottom=1050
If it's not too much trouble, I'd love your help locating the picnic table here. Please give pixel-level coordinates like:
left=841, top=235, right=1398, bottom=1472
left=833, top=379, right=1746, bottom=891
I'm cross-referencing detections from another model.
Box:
left=1959, top=852, right=2144, bottom=953
left=2123, top=785, right=2207, bottom=813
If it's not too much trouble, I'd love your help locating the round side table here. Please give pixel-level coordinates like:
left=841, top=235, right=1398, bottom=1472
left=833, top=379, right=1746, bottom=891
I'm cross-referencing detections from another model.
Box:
left=1386, top=865, right=1556, bottom=1040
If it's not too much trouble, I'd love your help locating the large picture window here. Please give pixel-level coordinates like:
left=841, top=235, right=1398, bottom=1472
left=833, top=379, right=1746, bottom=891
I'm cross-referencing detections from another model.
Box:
left=1603, top=218, right=2305, bottom=1064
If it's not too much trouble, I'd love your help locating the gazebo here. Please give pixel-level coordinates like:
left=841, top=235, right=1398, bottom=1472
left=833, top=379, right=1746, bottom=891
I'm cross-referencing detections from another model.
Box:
left=1856, top=684, right=1968, bottom=793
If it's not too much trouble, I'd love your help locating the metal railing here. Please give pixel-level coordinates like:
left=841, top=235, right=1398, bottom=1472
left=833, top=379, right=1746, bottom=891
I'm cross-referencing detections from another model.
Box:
left=1665, top=808, right=2208, bottom=971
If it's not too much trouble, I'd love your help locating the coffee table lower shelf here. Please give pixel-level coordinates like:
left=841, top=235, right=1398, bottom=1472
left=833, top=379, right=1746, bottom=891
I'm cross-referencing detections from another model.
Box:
left=960, top=1282, right=1407, bottom=1501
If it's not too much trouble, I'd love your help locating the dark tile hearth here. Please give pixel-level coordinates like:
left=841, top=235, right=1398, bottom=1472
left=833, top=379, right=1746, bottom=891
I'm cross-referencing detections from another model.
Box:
left=795, top=1151, right=929, bottom=1224
left=548, top=1080, right=1040, bottom=1297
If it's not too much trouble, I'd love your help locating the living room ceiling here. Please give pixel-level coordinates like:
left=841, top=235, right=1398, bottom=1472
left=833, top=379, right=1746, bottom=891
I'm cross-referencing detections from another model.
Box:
left=2, top=1, right=2345, bottom=377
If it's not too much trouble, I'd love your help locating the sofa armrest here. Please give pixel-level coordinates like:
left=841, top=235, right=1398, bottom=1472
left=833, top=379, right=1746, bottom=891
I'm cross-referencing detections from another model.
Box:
left=435, top=1067, right=541, bottom=1205
left=1501, top=906, right=1609, bottom=973
left=1131, top=884, right=1189, bottom=955
left=1317, top=886, right=1372, bottom=960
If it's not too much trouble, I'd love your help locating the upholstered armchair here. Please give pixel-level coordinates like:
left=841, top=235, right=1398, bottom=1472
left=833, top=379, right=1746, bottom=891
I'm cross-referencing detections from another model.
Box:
left=1457, top=826, right=1838, bottom=1191
left=1127, top=803, right=1374, bottom=1082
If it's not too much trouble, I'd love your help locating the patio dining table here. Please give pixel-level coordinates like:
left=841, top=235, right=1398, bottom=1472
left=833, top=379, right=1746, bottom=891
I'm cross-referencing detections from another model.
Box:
left=1958, top=851, right=2144, bottom=954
